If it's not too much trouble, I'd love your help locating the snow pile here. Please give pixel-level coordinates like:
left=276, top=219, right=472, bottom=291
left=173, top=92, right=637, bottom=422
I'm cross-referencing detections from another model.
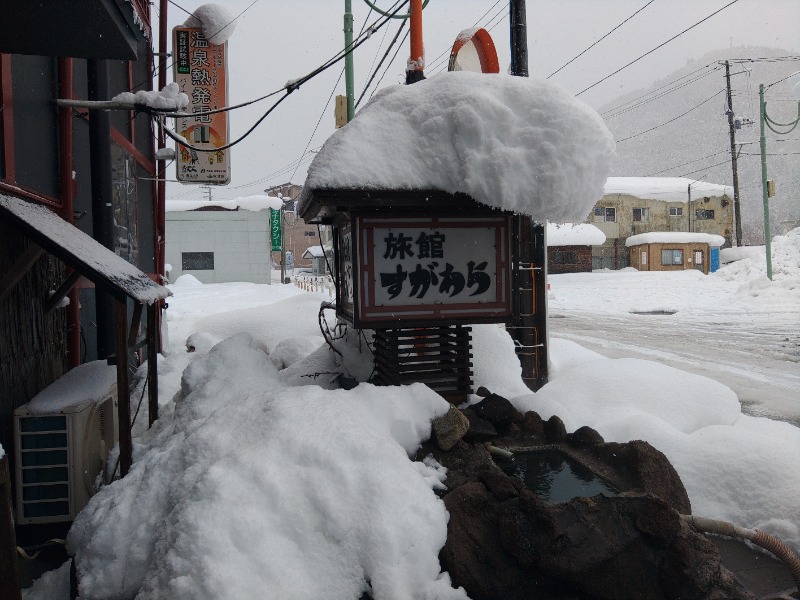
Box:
left=69, top=334, right=465, bottom=600
left=26, top=361, right=116, bottom=414
left=165, top=194, right=283, bottom=213
left=547, top=222, right=606, bottom=246
left=604, top=177, right=732, bottom=201
left=526, top=351, right=800, bottom=550
left=184, top=4, right=237, bottom=45
left=713, top=227, right=800, bottom=302
left=112, top=82, right=189, bottom=111
left=625, top=231, right=725, bottom=247
left=302, top=71, right=615, bottom=223
left=720, top=245, right=765, bottom=264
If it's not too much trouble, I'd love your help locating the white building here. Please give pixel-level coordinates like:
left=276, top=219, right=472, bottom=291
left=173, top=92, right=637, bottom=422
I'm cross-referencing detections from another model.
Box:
left=165, top=195, right=282, bottom=284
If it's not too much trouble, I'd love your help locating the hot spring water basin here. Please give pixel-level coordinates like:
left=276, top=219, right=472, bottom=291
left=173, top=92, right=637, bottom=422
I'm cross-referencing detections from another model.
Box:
left=496, top=449, right=619, bottom=503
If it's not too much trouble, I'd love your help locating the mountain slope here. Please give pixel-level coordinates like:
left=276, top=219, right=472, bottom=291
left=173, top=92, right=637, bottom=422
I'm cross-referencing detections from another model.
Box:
left=599, top=47, right=800, bottom=245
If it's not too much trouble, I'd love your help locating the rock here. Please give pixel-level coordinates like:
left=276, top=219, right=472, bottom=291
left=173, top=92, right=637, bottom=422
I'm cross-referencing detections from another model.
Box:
left=567, top=425, right=605, bottom=447
left=461, top=409, right=498, bottom=442
left=543, top=414, right=567, bottom=442
left=432, top=405, right=470, bottom=451
left=472, top=393, right=523, bottom=428
left=521, top=410, right=545, bottom=437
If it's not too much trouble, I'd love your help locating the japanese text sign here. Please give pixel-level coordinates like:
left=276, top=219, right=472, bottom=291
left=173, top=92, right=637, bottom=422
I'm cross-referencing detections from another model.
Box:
left=269, top=208, right=282, bottom=251
left=354, top=216, right=511, bottom=327
left=173, top=26, right=230, bottom=184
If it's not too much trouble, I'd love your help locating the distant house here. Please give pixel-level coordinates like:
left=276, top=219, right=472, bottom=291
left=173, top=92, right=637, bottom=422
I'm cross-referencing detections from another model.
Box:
left=547, top=223, right=606, bottom=274
left=301, top=245, right=332, bottom=276
left=165, top=195, right=282, bottom=283
left=626, top=232, right=725, bottom=275
left=587, top=177, right=734, bottom=269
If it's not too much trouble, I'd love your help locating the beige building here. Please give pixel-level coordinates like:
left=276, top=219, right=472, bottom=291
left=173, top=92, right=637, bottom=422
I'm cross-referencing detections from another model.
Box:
left=587, top=177, right=734, bottom=269
left=626, top=232, right=726, bottom=275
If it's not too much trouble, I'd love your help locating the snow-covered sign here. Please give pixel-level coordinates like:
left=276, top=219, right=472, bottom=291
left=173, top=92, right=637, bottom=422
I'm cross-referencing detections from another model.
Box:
left=173, top=22, right=230, bottom=184
left=547, top=223, right=606, bottom=246
left=349, top=216, right=511, bottom=327
left=301, top=72, right=615, bottom=224
left=625, top=232, right=726, bottom=247
left=604, top=177, right=733, bottom=202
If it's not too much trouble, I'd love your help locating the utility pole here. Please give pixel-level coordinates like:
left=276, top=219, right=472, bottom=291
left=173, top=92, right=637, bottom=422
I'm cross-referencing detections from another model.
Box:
left=406, top=0, right=425, bottom=84
left=344, top=0, right=355, bottom=121
left=758, top=84, right=773, bottom=280
left=508, top=0, right=547, bottom=391
left=724, top=61, right=743, bottom=246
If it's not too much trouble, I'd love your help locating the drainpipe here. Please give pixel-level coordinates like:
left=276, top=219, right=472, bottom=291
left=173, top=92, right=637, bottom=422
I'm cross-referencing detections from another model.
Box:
left=88, top=59, right=116, bottom=360
left=406, top=0, right=425, bottom=84
left=58, top=58, right=81, bottom=368
left=156, top=0, right=168, bottom=349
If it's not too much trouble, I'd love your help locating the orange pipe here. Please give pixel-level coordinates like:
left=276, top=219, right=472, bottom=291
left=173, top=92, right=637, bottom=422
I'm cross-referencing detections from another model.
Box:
left=409, top=0, right=424, bottom=72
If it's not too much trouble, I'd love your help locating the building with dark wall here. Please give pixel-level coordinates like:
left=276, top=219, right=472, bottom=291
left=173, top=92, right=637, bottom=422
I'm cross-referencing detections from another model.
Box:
left=0, top=0, right=161, bottom=495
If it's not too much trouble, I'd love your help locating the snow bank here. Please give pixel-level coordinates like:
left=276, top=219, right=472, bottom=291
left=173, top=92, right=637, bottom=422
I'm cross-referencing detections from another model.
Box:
left=720, top=245, right=765, bottom=264
left=69, top=334, right=465, bottom=600
left=626, top=231, right=725, bottom=247
left=604, top=177, right=732, bottom=201
left=547, top=222, right=606, bottom=246
left=302, top=71, right=615, bottom=223
left=184, top=4, right=236, bottom=45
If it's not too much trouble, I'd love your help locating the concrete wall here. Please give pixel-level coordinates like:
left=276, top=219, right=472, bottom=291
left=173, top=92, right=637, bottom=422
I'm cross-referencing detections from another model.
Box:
left=165, top=210, right=272, bottom=283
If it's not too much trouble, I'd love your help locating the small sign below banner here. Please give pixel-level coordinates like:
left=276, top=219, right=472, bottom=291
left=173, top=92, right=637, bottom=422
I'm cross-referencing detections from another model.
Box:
left=173, top=26, right=230, bottom=185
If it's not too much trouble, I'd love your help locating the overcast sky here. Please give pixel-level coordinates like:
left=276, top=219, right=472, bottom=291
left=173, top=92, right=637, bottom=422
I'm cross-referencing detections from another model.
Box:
left=163, top=0, right=800, bottom=201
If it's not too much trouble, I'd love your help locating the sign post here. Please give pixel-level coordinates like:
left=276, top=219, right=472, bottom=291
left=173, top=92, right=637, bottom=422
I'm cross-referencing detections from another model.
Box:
left=173, top=26, right=230, bottom=184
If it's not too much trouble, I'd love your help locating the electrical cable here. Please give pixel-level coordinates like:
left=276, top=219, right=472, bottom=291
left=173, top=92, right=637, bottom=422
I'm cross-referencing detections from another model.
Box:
left=575, top=0, right=740, bottom=97
left=645, top=151, right=729, bottom=176
left=615, top=89, right=725, bottom=143
left=679, top=159, right=732, bottom=177
left=547, top=0, right=657, bottom=79
left=356, top=19, right=407, bottom=108
left=369, top=28, right=410, bottom=101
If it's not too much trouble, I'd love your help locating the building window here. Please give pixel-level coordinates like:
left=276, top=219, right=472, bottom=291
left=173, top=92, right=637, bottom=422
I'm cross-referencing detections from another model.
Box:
left=632, top=208, right=649, bottom=222
left=661, top=249, right=684, bottom=266
left=594, top=207, right=616, bottom=222
left=695, top=209, right=715, bottom=220
left=182, top=252, right=215, bottom=270
left=552, top=250, right=577, bottom=265
left=669, top=207, right=683, bottom=217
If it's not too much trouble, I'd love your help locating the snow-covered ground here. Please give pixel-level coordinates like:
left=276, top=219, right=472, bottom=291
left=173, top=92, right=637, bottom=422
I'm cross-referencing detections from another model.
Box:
left=26, top=229, right=800, bottom=600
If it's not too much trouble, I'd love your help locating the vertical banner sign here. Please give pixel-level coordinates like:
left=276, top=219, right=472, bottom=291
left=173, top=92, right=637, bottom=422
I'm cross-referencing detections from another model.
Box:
left=173, top=26, right=231, bottom=184
left=269, top=208, right=282, bottom=251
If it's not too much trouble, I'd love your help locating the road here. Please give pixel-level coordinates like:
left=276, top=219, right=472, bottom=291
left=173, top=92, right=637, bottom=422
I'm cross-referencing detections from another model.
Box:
left=548, top=310, right=800, bottom=427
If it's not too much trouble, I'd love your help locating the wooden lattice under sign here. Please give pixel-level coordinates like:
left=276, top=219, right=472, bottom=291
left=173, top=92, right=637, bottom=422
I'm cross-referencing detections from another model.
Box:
left=373, top=325, right=473, bottom=403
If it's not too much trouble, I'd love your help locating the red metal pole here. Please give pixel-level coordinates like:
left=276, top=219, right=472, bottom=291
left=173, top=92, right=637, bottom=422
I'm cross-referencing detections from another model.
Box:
left=406, top=0, right=425, bottom=84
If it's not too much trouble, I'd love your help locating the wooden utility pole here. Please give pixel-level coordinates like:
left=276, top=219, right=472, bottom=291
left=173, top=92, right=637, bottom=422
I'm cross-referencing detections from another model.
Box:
left=509, top=0, right=547, bottom=391
left=724, top=60, right=743, bottom=246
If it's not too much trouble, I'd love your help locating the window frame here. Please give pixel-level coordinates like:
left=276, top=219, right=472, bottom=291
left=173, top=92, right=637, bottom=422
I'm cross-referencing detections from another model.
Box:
left=669, top=206, right=683, bottom=217
left=661, top=248, right=684, bottom=266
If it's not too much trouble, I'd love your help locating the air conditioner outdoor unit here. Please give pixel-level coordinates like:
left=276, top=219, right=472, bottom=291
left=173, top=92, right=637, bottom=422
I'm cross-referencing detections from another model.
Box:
left=14, top=395, right=117, bottom=524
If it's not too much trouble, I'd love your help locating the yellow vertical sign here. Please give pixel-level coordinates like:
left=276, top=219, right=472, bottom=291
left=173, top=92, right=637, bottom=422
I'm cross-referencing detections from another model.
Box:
left=173, top=26, right=231, bottom=184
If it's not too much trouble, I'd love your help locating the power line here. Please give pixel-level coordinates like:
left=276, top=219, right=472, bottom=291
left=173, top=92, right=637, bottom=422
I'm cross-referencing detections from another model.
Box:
left=614, top=88, right=725, bottom=143
left=575, top=0, right=740, bottom=97
left=356, top=18, right=407, bottom=108
left=602, top=66, right=723, bottom=119
left=645, top=151, right=729, bottom=176
left=547, top=0, right=657, bottom=79
left=679, top=159, right=733, bottom=177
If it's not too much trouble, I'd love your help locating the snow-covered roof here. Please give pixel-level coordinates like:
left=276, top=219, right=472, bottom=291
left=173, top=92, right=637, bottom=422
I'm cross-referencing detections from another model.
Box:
left=604, top=177, right=733, bottom=202
left=0, top=194, right=170, bottom=304
left=626, top=232, right=726, bottom=247
left=547, top=223, right=606, bottom=246
left=301, top=245, right=331, bottom=259
left=166, top=195, right=283, bottom=213
left=301, top=71, right=615, bottom=223
left=25, top=361, right=116, bottom=415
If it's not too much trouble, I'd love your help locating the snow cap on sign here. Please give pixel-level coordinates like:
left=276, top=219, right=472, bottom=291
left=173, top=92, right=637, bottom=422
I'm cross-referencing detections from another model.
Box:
left=184, top=4, right=236, bottom=45
left=301, top=71, right=616, bottom=223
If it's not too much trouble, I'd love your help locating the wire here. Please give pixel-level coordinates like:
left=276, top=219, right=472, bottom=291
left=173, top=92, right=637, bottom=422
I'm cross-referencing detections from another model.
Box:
left=369, top=28, right=410, bottom=100
left=601, top=65, right=721, bottom=119
left=645, top=151, right=729, bottom=176
left=575, top=0, right=740, bottom=97
left=615, top=89, right=724, bottom=143
left=547, top=0, right=657, bottom=79
left=679, top=159, right=733, bottom=177
left=356, top=19, right=407, bottom=107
